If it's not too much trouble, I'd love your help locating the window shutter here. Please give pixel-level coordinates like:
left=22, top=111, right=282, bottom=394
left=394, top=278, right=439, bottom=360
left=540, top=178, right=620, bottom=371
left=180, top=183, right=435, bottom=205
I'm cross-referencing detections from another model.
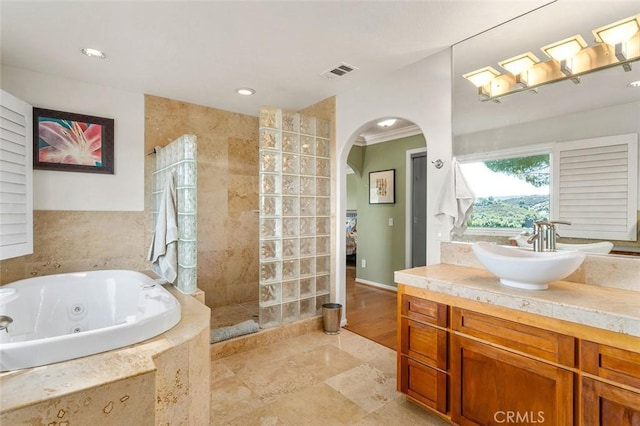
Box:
left=552, top=133, right=638, bottom=241
left=0, top=90, right=33, bottom=259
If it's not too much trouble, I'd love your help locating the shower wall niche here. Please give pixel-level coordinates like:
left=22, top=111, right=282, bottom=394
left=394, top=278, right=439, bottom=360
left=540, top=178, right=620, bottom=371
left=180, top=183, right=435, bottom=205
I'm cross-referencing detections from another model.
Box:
left=259, top=108, right=331, bottom=328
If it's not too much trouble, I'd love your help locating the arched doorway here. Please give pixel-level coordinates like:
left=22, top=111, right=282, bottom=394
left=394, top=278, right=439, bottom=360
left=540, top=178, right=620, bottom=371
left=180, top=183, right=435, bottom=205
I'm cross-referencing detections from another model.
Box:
left=338, top=118, right=426, bottom=349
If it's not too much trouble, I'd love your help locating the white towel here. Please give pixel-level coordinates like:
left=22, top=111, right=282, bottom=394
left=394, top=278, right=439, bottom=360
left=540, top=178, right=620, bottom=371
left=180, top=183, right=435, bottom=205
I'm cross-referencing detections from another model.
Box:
left=434, top=159, right=475, bottom=236
left=147, top=173, right=178, bottom=283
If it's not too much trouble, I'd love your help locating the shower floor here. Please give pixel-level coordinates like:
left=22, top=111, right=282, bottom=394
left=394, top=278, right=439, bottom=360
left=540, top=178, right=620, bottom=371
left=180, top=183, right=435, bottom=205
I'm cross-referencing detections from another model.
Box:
left=210, top=301, right=259, bottom=330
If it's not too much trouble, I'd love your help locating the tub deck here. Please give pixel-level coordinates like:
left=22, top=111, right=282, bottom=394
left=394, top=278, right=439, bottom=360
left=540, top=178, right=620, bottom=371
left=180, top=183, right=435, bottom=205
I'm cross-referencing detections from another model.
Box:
left=0, top=285, right=210, bottom=425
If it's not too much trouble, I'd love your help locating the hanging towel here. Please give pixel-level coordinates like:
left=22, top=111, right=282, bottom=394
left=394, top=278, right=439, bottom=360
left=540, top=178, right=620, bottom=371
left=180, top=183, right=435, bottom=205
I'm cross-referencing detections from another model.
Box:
left=147, top=173, right=178, bottom=283
left=434, top=159, right=475, bottom=236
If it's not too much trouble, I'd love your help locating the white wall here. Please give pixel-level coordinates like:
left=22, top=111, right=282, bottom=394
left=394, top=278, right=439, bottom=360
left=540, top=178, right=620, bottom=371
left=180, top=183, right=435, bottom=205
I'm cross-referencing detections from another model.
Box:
left=335, top=48, right=453, bottom=314
left=1, top=66, right=144, bottom=211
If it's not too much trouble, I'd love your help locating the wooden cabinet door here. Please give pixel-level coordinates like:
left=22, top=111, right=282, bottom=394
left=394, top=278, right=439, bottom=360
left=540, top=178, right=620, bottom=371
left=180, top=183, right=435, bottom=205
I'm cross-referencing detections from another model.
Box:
left=450, top=335, right=574, bottom=426
left=582, top=377, right=640, bottom=426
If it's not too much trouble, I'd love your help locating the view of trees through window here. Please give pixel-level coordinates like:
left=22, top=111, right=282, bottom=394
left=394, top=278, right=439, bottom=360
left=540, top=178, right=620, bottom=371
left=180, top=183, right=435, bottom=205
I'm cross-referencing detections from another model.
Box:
left=460, top=154, right=550, bottom=229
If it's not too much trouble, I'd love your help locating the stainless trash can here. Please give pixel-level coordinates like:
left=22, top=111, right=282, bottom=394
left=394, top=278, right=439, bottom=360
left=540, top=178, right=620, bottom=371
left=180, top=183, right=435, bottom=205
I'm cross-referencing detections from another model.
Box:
left=322, top=303, right=342, bottom=335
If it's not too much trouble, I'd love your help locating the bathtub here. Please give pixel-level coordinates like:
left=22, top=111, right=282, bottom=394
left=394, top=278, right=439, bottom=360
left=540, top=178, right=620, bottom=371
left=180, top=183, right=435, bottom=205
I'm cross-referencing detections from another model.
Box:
left=0, top=270, right=181, bottom=372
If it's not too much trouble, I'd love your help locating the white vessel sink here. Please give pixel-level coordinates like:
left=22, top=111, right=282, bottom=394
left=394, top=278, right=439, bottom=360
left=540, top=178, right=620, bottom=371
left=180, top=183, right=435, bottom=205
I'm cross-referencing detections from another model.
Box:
left=472, top=242, right=586, bottom=290
left=511, top=236, right=613, bottom=254
left=556, top=242, right=613, bottom=254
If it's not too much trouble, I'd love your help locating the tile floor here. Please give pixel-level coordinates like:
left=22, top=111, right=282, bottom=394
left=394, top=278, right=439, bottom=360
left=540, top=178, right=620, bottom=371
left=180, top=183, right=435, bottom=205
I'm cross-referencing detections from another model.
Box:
left=210, top=328, right=451, bottom=425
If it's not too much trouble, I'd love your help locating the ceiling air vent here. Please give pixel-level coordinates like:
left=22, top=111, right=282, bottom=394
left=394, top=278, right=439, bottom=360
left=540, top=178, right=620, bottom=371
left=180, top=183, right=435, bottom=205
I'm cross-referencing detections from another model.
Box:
left=321, top=63, right=358, bottom=79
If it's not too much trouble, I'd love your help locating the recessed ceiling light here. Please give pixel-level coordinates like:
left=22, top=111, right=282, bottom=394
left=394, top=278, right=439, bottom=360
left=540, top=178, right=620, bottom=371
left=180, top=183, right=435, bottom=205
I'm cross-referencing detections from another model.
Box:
left=628, top=80, right=640, bottom=88
left=236, top=88, right=255, bottom=96
left=377, top=118, right=397, bottom=128
left=81, top=47, right=106, bottom=59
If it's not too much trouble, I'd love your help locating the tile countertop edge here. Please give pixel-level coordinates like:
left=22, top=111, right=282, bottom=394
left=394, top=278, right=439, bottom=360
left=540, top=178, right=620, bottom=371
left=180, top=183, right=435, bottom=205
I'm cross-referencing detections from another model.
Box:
left=394, top=264, right=640, bottom=338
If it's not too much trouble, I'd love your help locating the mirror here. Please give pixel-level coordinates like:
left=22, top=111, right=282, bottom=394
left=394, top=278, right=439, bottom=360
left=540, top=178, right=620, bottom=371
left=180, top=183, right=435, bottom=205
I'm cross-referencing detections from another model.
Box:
left=452, top=1, right=640, bottom=255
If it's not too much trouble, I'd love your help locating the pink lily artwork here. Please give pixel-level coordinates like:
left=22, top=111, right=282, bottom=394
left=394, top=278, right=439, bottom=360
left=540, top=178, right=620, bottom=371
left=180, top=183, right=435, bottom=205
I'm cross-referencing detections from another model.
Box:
left=38, top=119, right=103, bottom=166
left=33, top=108, right=114, bottom=174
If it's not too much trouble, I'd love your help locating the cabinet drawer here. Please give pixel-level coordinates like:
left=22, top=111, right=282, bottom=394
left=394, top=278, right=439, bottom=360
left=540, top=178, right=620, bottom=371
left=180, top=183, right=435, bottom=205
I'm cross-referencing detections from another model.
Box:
left=582, top=341, right=640, bottom=390
left=401, top=318, right=447, bottom=370
left=399, top=355, right=447, bottom=414
left=452, top=308, right=575, bottom=366
left=401, top=295, right=447, bottom=327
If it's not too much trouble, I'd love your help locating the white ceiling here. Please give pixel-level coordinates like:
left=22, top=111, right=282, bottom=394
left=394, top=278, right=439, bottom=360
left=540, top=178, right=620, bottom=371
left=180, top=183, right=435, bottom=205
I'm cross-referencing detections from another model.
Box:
left=1, top=0, right=552, bottom=119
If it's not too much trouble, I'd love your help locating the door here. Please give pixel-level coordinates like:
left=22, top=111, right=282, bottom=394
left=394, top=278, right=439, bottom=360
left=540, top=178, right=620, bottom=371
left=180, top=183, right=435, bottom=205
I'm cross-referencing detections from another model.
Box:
left=411, top=152, right=426, bottom=267
left=450, top=335, right=574, bottom=426
left=582, top=377, right=640, bottom=425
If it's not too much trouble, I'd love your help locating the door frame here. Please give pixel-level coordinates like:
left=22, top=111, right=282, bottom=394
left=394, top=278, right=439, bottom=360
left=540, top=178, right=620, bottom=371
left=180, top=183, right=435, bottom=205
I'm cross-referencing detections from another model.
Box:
left=405, top=147, right=427, bottom=269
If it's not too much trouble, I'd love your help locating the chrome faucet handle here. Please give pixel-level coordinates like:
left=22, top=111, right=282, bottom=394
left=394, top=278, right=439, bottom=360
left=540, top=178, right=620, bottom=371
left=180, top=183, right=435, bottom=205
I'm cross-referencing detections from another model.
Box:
left=549, top=220, right=571, bottom=226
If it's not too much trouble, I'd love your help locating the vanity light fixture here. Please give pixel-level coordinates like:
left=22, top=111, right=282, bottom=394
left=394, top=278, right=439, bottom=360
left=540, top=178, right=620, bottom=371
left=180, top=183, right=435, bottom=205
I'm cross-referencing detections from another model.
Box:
left=462, top=13, right=640, bottom=102
left=499, top=52, right=540, bottom=75
left=81, top=47, right=106, bottom=59
left=462, top=66, right=501, bottom=87
left=462, top=66, right=501, bottom=99
left=593, top=14, right=640, bottom=71
left=377, top=118, right=397, bottom=128
left=236, top=87, right=255, bottom=96
left=499, top=52, right=540, bottom=88
left=541, top=34, right=586, bottom=80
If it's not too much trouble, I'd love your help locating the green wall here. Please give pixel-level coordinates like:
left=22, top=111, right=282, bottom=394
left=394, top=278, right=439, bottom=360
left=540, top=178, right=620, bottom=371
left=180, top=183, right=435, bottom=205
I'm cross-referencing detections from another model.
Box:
left=348, top=134, right=426, bottom=287
left=346, top=173, right=358, bottom=210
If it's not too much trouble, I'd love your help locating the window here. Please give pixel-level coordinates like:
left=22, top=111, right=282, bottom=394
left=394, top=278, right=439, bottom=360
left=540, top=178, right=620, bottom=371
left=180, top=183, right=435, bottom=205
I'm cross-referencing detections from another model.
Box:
left=552, top=134, right=638, bottom=241
left=0, top=90, right=33, bottom=259
left=459, top=150, right=550, bottom=236
left=458, top=133, right=638, bottom=241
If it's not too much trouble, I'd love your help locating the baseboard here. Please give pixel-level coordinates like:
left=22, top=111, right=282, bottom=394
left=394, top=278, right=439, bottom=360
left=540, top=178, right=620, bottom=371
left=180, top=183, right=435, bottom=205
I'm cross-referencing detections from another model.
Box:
left=354, top=278, right=398, bottom=292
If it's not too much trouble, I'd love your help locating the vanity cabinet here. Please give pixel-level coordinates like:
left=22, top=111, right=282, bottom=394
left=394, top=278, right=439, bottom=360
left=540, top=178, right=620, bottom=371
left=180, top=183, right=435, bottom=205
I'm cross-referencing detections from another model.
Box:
left=581, top=341, right=640, bottom=425
left=398, top=295, right=448, bottom=413
left=450, top=309, right=575, bottom=425
left=397, top=285, right=640, bottom=426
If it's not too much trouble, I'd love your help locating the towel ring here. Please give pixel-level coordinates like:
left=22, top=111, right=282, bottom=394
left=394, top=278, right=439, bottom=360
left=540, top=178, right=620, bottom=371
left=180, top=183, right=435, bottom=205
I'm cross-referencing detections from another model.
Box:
left=432, top=159, right=444, bottom=169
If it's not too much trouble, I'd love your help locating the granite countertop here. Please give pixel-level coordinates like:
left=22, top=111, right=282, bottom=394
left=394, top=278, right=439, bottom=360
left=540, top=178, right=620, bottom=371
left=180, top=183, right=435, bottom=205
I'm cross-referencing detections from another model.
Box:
left=395, top=264, right=640, bottom=338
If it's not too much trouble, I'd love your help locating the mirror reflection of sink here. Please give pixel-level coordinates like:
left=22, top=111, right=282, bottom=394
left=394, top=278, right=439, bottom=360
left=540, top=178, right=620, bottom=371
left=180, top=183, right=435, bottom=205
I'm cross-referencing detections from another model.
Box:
left=472, top=242, right=586, bottom=290
left=511, top=236, right=613, bottom=254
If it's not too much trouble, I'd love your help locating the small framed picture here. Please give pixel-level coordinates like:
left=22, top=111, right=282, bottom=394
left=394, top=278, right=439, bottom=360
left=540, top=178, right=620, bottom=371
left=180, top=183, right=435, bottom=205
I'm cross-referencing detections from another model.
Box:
left=33, top=107, right=114, bottom=174
left=369, top=169, right=395, bottom=204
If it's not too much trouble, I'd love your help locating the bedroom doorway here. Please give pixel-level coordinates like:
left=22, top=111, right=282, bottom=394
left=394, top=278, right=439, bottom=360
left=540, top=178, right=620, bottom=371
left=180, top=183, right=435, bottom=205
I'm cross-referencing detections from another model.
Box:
left=342, top=120, right=425, bottom=349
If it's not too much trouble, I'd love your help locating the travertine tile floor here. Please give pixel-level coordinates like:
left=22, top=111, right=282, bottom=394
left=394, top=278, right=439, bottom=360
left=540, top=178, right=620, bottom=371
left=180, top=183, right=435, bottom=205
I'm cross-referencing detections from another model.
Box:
left=211, top=328, right=451, bottom=425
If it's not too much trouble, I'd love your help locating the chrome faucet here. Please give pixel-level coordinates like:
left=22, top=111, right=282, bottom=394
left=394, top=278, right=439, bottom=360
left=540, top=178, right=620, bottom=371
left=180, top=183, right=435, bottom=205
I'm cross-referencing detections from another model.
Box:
left=0, top=315, right=13, bottom=333
left=527, top=220, right=571, bottom=252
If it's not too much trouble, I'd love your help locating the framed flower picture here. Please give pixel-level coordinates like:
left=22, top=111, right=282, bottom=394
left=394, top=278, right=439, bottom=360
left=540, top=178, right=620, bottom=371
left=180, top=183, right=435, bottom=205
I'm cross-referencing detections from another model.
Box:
left=33, top=107, right=114, bottom=174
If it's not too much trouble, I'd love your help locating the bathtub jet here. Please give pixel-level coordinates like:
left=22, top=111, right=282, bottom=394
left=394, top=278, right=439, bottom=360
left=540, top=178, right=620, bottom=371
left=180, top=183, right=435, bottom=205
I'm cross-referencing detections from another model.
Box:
left=0, top=270, right=181, bottom=372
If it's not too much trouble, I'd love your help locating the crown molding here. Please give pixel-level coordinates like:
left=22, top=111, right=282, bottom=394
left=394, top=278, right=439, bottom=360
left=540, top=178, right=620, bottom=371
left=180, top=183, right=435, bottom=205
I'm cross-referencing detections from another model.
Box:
left=362, top=124, right=422, bottom=145
left=353, top=136, right=367, bottom=146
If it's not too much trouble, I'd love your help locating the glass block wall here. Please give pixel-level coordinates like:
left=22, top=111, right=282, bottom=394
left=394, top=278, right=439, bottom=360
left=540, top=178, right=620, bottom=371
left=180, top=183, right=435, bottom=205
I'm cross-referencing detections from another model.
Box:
left=151, top=134, right=198, bottom=294
left=259, top=108, right=331, bottom=328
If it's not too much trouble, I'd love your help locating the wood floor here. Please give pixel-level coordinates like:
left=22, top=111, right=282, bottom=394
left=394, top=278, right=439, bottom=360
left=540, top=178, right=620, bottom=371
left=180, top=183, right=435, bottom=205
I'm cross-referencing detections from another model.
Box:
left=343, top=266, right=398, bottom=350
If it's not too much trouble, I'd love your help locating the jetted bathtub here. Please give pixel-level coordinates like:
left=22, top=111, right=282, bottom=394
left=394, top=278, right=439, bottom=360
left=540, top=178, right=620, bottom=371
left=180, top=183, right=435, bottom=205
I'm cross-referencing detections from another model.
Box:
left=0, top=270, right=181, bottom=371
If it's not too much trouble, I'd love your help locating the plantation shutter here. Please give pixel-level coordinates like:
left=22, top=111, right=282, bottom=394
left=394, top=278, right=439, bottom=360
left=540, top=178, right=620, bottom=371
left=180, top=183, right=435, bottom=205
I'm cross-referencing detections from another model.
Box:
left=552, top=133, right=638, bottom=241
left=0, top=90, right=33, bottom=259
